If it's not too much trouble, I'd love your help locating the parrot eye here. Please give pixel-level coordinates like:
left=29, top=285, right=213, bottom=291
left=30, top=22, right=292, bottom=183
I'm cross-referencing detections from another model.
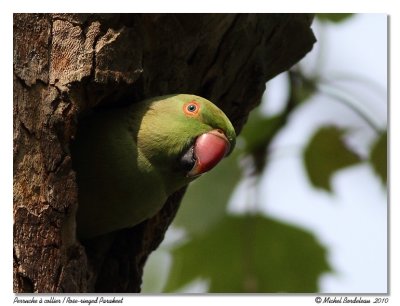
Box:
left=187, top=104, right=197, bottom=112
left=183, top=101, right=200, bottom=116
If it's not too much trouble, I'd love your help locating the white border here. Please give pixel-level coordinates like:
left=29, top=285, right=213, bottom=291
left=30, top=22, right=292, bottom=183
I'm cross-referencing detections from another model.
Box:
left=2, top=1, right=398, bottom=305
left=4, top=0, right=397, bottom=13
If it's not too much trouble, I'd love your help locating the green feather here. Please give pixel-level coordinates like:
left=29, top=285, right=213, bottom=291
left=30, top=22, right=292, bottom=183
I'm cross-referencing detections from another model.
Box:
left=72, top=94, right=235, bottom=239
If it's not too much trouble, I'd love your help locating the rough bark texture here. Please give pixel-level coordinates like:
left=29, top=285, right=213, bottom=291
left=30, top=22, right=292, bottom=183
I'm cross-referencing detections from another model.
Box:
left=13, top=13, right=316, bottom=293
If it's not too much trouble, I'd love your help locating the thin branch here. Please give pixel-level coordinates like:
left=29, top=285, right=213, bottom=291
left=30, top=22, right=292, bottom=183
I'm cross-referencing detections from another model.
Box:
left=321, top=73, right=387, bottom=103
left=317, top=83, right=383, bottom=134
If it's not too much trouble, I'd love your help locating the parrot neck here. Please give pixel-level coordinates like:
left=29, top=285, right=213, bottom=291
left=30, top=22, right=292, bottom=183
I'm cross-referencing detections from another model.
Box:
left=128, top=103, right=193, bottom=195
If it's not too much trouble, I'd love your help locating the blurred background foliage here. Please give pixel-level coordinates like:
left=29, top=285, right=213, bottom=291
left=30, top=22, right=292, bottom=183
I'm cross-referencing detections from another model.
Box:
left=142, top=13, right=387, bottom=293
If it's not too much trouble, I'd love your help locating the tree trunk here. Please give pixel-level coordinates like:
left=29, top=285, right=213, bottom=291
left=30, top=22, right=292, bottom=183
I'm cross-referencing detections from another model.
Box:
left=13, top=13, right=315, bottom=293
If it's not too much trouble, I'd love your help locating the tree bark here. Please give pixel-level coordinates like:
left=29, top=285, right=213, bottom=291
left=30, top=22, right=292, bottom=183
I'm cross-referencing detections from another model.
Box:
left=13, top=13, right=315, bottom=293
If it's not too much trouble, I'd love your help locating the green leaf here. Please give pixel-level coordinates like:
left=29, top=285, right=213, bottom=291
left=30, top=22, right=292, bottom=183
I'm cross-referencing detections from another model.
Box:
left=316, top=14, right=354, bottom=23
left=239, top=110, right=286, bottom=173
left=165, top=214, right=331, bottom=293
left=289, top=71, right=318, bottom=105
left=304, top=126, right=362, bottom=192
left=174, top=150, right=242, bottom=236
left=369, top=131, right=387, bottom=184
left=240, top=112, right=284, bottom=155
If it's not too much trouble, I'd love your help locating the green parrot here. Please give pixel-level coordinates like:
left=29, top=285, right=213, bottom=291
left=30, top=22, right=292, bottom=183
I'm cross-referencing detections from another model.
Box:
left=72, top=94, right=236, bottom=239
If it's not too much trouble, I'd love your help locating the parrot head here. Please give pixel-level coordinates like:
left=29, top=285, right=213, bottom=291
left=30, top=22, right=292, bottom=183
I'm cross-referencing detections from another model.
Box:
left=72, top=94, right=236, bottom=238
left=136, top=94, right=236, bottom=186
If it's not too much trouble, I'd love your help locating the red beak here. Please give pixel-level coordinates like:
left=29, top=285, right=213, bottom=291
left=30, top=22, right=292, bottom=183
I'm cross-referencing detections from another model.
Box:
left=187, top=129, right=231, bottom=177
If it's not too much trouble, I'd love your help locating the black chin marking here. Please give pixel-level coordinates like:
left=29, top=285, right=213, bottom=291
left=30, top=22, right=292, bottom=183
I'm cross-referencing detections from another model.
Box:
left=180, top=146, right=197, bottom=173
